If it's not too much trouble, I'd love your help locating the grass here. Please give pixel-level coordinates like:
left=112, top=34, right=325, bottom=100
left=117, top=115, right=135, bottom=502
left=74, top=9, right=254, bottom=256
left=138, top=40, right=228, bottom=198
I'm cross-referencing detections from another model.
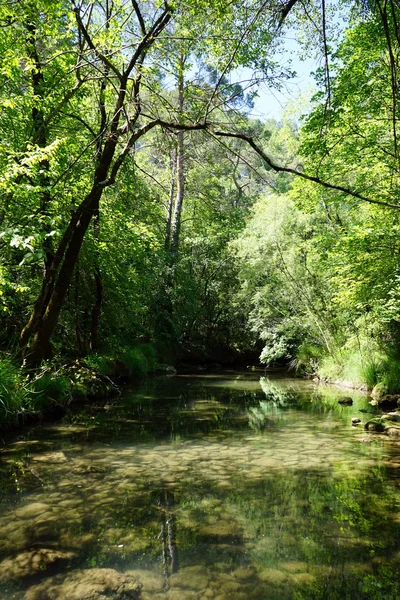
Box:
left=0, top=342, right=160, bottom=428
left=290, top=343, right=323, bottom=374
left=379, top=354, right=400, bottom=394
left=315, top=336, right=400, bottom=394
left=30, top=370, right=73, bottom=409
left=0, top=357, right=27, bottom=418
left=119, top=343, right=158, bottom=376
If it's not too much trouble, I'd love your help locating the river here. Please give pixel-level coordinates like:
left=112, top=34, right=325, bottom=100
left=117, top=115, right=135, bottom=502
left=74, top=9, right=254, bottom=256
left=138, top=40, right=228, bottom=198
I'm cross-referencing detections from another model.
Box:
left=1, top=370, right=400, bottom=599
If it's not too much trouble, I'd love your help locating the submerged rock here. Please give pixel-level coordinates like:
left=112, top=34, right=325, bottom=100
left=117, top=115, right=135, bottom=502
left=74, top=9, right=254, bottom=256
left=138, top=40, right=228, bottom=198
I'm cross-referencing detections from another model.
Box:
left=0, top=548, right=75, bottom=582
left=15, top=502, right=52, bottom=520
left=24, top=568, right=141, bottom=600
left=365, top=419, right=386, bottom=432
left=170, top=565, right=210, bottom=591
left=364, top=412, right=400, bottom=435
left=386, top=427, right=400, bottom=437
left=381, top=412, right=400, bottom=422
left=338, top=397, right=353, bottom=406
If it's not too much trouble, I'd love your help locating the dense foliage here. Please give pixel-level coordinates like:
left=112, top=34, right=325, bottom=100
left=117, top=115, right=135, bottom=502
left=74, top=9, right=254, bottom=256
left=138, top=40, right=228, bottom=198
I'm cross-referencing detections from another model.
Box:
left=1, top=0, right=400, bottom=421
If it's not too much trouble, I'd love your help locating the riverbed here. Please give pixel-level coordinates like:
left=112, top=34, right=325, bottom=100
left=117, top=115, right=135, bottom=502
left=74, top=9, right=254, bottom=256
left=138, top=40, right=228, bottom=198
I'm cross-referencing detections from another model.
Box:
left=1, top=370, right=400, bottom=599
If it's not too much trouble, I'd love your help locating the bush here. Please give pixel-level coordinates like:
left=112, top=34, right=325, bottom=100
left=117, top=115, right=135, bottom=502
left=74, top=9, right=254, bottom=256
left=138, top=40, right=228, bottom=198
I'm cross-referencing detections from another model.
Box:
left=0, top=357, right=27, bottom=417
left=380, top=354, right=400, bottom=394
left=359, top=360, right=382, bottom=389
left=119, top=343, right=158, bottom=376
left=84, top=353, right=114, bottom=377
left=290, top=343, right=323, bottom=374
left=30, top=371, right=73, bottom=409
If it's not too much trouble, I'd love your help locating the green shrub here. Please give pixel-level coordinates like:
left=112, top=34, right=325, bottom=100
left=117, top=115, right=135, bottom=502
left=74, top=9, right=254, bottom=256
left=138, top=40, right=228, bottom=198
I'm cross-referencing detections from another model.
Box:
left=119, top=343, right=158, bottom=376
left=84, top=353, right=114, bottom=377
left=380, top=354, right=400, bottom=394
left=359, top=360, right=382, bottom=389
left=290, top=343, right=323, bottom=374
left=0, top=357, right=27, bottom=417
left=30, top=371, right=73, bottom=409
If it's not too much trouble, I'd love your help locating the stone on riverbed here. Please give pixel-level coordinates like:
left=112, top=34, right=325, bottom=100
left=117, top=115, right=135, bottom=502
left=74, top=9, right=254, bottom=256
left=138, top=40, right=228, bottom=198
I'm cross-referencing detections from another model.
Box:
left=15, top=502, right=51, bottom=520
left=365, top=418, right=386, bottom=432
left=0, top=548, right=75, bottom=582
left=381, top=412, right=400, bottom=422
left=364, top=416, right=400, bottom=435
left=125, top=569, right=165, bottom=594
left=24, top=568, right=141, bottom=600
left=338, top=397, right=353, bottom=406
left=170, top=565, right=210, bottom=591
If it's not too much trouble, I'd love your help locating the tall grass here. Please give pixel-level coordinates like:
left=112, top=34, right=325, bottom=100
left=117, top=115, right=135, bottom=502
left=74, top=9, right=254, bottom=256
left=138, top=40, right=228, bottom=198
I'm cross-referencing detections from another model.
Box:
left=119, top=343, right=158, bottom=376
left=84, top=353, right=114, bottom=377
left=379, top=354, right=400, bottom=394
left=290, top=343, right=323, bottom=374
left=0, top=358, right=27, bottom=418
left=30, top=371, right=73, bottom=409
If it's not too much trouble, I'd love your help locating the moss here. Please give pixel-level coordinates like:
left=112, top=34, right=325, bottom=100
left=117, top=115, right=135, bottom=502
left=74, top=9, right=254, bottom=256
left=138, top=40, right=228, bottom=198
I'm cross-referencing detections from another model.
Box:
left=364, top=416, right=400, bottom=434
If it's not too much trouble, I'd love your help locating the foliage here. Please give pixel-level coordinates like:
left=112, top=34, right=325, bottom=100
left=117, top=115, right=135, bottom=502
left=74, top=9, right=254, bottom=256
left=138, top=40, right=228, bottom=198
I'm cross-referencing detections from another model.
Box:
left=0, top=357, right=27, bottom=419
left=30, top=371, right=73, bottom=409
left=0, top=0, right=400, bottom=411
left=119, top=344, right=158, bottom=377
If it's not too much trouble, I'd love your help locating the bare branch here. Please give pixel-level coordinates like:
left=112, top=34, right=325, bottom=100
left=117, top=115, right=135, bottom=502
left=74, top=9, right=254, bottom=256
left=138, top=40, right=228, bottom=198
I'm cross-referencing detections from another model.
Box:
left=131, top=0, right=147, bottom=35
left=124, top=4, right=173, bottom=78
left=278, top=0, right=300, bottom=28
left=73, top=3, right=123, bottom=81
left=213, top=130, right=400, bottom=210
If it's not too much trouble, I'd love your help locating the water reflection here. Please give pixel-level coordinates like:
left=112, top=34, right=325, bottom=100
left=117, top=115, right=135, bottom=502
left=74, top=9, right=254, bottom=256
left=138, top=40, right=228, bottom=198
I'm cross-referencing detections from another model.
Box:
left=0, top=372, right=399, bottom=599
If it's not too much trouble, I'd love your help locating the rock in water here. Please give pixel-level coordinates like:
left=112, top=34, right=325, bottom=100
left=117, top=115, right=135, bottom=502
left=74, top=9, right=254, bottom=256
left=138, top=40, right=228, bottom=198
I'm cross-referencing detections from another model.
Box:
left=352, top=417, right=361, bottom=425
left=338, top=397, right=353, bottom=406
left=24, top=568, right=142, bottom=600
left=0, top=549, right=75, bottom=582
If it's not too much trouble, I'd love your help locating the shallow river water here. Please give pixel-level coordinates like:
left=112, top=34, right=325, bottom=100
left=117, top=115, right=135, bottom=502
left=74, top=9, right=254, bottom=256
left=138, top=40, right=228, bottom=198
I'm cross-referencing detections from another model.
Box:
left=1, top=370, right=400, bottom=599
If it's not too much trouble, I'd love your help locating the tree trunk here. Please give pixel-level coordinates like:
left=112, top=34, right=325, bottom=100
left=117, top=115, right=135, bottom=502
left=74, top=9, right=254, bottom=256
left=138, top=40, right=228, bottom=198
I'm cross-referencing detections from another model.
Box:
left=164, top=149, right=176, bottom=252
left=170, top=57, right=185, bottom=261
left=90, top=267, right=103, bottom=352
left=26, top=189, right=102, bottom=366
left=26, top=19, right=54, bottom=276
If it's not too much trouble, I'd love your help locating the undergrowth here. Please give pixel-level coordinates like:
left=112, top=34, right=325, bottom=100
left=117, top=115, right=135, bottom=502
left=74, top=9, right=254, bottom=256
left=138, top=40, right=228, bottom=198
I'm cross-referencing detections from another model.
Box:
left=0, top=342, right=159, bottom=427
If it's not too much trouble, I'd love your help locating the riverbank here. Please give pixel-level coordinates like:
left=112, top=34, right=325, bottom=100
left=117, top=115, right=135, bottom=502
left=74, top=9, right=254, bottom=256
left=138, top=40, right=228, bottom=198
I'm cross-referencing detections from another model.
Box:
left=0, top=344, right=158, bottom=431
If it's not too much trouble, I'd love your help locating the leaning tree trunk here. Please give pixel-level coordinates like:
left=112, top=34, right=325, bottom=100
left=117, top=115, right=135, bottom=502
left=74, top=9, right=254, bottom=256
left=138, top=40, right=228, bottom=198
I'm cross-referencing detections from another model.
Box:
left=25, top=188, right=102, bottom=366
left=21, top=129, right=119, bottom=366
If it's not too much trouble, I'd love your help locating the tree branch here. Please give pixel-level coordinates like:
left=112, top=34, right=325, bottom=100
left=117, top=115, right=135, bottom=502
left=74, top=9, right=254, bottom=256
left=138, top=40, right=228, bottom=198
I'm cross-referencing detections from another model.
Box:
left=73, top=3, right=123, bottom=81
left=213, top=130, right=400, bottom=209
left=124, top=3, right=173, bottom=79
left=131, top=0, right=146, bottom=35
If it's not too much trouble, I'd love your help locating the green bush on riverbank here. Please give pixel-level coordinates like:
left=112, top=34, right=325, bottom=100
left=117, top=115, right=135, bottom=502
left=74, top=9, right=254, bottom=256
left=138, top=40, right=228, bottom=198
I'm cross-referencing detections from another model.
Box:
left=0, top=358, right=28, bottom=419
left=0, top=343, right=159, bottom=428
left=292, top=336, right=400, bottom=394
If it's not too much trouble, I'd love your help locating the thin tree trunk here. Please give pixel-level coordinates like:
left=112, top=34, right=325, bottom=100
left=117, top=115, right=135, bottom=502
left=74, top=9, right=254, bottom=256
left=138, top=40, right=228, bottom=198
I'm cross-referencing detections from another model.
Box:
left=26, top=19, right=53, bottom=276
left=90, top=263, right=103, bottom=352
left=170, top=56, right=185, bottom=260
left=74, top=266, right=85, bottom=356
left=165, top=149, right=177, bottom=251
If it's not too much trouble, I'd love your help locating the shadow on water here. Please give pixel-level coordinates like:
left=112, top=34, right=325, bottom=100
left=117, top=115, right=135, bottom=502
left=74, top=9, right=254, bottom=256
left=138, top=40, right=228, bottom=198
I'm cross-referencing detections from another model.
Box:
left=0, top=371, right=400, bottom=598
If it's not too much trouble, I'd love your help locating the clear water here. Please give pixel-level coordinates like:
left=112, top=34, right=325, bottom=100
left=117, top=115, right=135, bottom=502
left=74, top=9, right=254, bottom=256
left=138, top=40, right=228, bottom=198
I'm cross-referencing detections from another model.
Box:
left=1, top=370, right=400, bottom=599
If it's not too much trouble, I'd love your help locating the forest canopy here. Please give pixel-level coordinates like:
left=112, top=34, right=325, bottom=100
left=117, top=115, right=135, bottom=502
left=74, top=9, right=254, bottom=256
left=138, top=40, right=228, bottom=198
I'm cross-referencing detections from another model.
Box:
left=1, top=0, right=400, bottom=417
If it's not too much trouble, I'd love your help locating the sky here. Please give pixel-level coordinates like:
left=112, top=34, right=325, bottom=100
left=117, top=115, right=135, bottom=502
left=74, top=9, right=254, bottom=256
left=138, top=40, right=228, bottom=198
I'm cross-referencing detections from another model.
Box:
left=244, top=33, right=320, bottom=121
